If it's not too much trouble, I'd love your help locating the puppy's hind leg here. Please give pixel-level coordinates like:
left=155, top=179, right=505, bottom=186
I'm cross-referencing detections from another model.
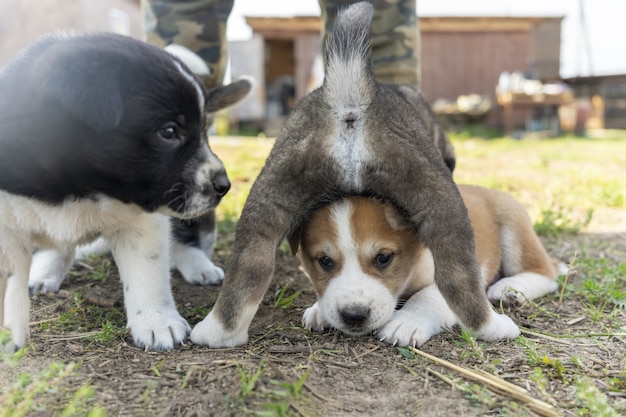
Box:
left=172, top=240, right=224, bottom=285
left=172, top=213, right=224, bottom=285
left=29, top=248, right=75, bottom=294
left=487, top=225, right=559, bottom=305
left=74, top=238, right=111, bottom=261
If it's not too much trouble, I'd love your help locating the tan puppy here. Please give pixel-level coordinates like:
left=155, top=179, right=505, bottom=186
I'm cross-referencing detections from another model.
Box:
left=294, top=185, right=560, bottom=347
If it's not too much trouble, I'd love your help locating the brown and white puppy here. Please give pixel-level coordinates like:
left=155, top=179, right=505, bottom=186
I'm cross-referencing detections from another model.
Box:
left=295, top=185, right=560, bottom=346
left=190, top=2, right=519, bottom=347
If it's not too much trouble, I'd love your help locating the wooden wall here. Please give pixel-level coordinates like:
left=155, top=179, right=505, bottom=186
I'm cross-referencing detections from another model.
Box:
left=421, top=30, right=532, bottom=102
left=419, top=17, right=563, bottom=128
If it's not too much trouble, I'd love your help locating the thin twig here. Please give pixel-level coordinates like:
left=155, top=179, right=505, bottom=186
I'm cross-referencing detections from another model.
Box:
left=408, top=347, right=558, bottom=417
left=353, top=345, right=380, bottom=360
left=522, top=327, right=626, bottom=340
left=37, top=331, right=100, bottom=341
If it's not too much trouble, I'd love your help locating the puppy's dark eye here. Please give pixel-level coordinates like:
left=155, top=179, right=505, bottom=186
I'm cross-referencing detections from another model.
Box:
left=374, top=252, right=394, bottom=268
left=318, top=256, right=334, bottom=271
left=158, top=123, right=179, bottom=141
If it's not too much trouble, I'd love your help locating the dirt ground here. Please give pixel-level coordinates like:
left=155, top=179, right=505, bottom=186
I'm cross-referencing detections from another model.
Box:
left=1, top=224, right=625, bottom=416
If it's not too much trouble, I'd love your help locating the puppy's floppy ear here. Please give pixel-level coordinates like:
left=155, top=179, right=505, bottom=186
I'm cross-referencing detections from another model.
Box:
left=383, top=203, right=411, bottom=231
left=206, top=77, right=253, bottom=113
left=40, top=48, right=124, bottom=133
left=287, top=226, right=302, bottom=256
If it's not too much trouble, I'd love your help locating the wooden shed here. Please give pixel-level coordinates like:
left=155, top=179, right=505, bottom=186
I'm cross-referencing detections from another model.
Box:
left=566, top=74, right=626, bottom=129
left=420, top=16, right=565, bottom=131
left=420, top=17, right=562, bottom=101
left=239, top=15, right=565, bottom=133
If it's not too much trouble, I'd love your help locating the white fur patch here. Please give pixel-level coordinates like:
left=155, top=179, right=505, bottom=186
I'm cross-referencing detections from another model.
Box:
left=0, top=192, right=189, bottom=350
left=329, top=124, right=371, bottom=189
left=376, top=283, right=457, bottom=347
left=314, top=201, right=397, bottom=335
left=302, top=301, right=330, bottom=331
left=171, top=240, right=224, bottom=285
left=171, top=58, right=205, bottom=115
left=487, top=272, right=559, bottom=304
left=473, top=309, right=521, bottom=342
left=29, top=249, right=75, bottom=293
left=190, top=305, right=256, bottom=347
left=165, top=44, right=211, bottom=76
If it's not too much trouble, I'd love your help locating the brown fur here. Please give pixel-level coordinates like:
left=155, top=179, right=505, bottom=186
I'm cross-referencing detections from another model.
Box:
left=294, top=186, right=558, bottom=343
left=301, top=185, right=558, bottom=301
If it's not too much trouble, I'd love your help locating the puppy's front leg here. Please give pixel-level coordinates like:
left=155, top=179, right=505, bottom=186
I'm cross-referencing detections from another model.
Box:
left=376, top=283, right=457, bottom=347
left=190, top=147, right=328, bottom=347
left=190, top=201, right=287, bottom=347
left=108, top=214, right=190, bottom=350
left=3, top=248, right=33, bottom=349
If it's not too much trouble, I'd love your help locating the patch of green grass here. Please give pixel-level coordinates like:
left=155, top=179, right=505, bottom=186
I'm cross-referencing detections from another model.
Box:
left=178, top=303, right=212, bottom=325
left=516, top=336, right=567, bottom=380
left=533, top=204, right=593, bottom=237
left=230, top=360, right=318, bottom=416
left=79, top=255, right=115, bottom=282
left=273, top=284, right=302, bottom=309
left=575, top=376, right=620, bottom=417
left=85, top=320, right=126, bottom=344
left=212, top=137, right=274, bottom=232
left=37, top=291, right=126, bottom=345
left=455, top=329, right=486, bottom=362
left=0, top=361, right=106, bottom=417
left=237, top=360, right=266, bottom=397
left=563, top=258, right=626, bottom=322
left=452, top=136, right=626, bottom=235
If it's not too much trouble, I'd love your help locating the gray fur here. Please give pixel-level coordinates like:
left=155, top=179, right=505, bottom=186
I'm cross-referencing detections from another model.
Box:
left=193, top=2, right=514, bottom=346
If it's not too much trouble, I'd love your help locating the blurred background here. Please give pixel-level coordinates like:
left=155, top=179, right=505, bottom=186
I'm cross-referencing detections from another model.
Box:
left=1, top=0, right=625, bottom=138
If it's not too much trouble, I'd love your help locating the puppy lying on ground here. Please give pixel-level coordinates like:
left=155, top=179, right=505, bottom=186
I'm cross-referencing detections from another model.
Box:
left=190, top=2, right=520, bottom=347
left=0, top=32, right=250, bottom=350
left=293, top=185, right=561, bottom=346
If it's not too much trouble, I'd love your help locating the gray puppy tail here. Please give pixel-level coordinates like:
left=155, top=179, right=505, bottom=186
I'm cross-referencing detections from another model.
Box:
left=323, top=2, right=376, bottom=111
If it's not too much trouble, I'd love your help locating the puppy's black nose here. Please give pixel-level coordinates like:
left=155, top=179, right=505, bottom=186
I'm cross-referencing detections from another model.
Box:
left=212, top=173, right=231, bottom=197
left=339, top=306, right=369, bottom=326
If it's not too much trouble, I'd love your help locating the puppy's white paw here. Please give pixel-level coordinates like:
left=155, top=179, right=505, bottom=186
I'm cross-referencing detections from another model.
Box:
left=376, top=309, right=440, bottom=347
left=302, top=302, right=329, bottom=332
left=179, top=259, right=224, bottom=285
left=487, top=273, right=559, bottom=305
left=28, top=271, right=64, bottom=294
left=190, top=311, right=249, bottom=348
left=3, top=323, right=29, bottom=352
left=28, top=250, right=73, bottom=294
left=127, top=308, right=191, bottom=351
left=173, top=245, right=224, bottom=285
left=474, top=310, right=520, bottom=342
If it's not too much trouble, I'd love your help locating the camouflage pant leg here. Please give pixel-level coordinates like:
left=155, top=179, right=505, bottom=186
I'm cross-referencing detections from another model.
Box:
left=319, top=0, right=420, bottom=88
left=141, top=0, right=233, bottom=89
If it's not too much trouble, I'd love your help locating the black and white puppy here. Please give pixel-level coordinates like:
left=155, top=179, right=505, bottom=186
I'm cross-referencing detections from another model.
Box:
left=26, top=44, right=249, bottom=294
left=0, top=32, right=250, bottom=350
